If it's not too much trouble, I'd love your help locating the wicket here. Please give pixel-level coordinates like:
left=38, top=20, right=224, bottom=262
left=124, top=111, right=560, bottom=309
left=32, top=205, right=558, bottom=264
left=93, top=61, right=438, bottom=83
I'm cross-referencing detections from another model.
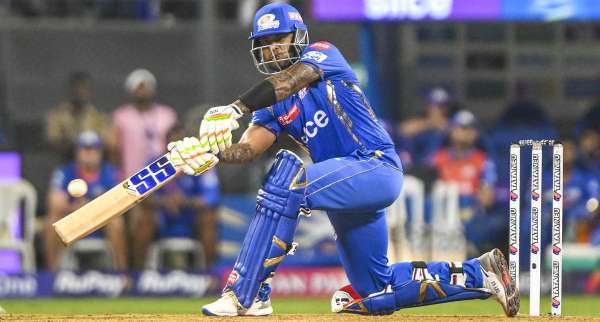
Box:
left=508, top=140, right=563, bottom=316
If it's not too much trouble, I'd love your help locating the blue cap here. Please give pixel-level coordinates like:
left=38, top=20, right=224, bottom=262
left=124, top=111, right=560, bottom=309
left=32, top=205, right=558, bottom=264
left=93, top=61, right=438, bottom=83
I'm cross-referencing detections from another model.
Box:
left=249, top=3, right=307, bottom=40
left=76, top=131, right=103, bottom=148
left=450, top=110, right=478, bottom=128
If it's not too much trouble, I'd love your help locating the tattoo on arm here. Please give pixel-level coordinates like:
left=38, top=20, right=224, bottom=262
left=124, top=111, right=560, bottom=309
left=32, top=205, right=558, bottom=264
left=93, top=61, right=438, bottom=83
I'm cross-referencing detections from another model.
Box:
left=220, top=143, right=255, bottom=164
left=267, top=63, right=320, bottom=101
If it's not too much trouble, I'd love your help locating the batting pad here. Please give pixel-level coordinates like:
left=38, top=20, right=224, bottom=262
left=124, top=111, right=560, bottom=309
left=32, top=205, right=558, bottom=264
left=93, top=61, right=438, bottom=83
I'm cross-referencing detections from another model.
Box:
left=342, top=279, right=491, bottom=315
left=226, top=150, right=307, bottom=308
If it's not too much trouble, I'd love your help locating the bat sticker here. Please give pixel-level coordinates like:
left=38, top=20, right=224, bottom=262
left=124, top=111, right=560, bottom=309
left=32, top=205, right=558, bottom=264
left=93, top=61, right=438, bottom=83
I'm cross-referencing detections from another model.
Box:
left=125, top=156, right=177, bottom=196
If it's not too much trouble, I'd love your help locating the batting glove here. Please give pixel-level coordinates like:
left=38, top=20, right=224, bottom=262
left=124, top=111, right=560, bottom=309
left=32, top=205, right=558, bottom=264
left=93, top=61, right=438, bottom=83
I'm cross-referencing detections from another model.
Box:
left=199, top=104, right=243, bottom=155
left=168, top=137, right=219, bottom=176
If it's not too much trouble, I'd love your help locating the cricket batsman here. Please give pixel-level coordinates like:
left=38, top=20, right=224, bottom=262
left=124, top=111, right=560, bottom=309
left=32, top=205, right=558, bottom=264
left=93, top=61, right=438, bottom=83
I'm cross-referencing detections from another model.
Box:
left=167, top=2, right=519, bottom=317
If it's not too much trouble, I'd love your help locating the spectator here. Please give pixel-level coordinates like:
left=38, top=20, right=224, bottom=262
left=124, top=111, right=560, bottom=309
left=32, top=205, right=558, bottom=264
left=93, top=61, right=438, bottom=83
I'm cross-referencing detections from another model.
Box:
left=46, top=71, right=109, bottom=161
left=138, top=125, right=220, bottom=269
left=429, top=110, right=500, bottom=254
left=399, top=87, right=457, bottom=167
left=110, top=68, right=176, bottom=269
left=551, top=138, right=600, bottom=244
left=44, top=131, right=127, bottom=271
left=110, top=68, right=177, bottom=178
left=487, top=97, right=557, bottom=205
left=576, top=128, right=600, bottom=176
left=575, top=98, right=600, bottom=137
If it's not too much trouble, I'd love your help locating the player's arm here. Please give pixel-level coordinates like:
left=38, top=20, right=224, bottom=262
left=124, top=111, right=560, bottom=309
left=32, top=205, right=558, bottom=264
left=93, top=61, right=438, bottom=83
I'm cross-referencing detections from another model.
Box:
left=199, top=63, right=318, bottom=154
left=220, top=124, right=276, bottom=164
left=233, top=62, right=321, bottom=114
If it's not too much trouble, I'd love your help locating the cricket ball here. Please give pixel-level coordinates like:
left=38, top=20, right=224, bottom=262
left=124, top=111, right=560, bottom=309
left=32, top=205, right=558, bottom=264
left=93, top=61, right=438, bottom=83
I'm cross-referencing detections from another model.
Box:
left=67, top=179, right=88, bottom=198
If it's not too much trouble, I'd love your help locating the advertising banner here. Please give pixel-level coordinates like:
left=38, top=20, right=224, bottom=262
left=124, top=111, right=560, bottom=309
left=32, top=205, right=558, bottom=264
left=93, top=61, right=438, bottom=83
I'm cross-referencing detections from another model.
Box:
left=312, top=0, right=600, bottom=22
left=0, top=271, right=219, bottom=298
left=220, top=267, right=348, bottom=297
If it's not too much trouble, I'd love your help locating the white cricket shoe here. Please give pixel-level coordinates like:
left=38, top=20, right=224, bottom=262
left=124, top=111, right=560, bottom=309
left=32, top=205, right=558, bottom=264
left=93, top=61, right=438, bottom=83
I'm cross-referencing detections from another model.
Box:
left=202, top=291, right=244, bottom=316
left=246, top=298, right=273, bottom=316
left=479, top=248, right=520, bottom=317
left=201, top=291, right=273, bottom=316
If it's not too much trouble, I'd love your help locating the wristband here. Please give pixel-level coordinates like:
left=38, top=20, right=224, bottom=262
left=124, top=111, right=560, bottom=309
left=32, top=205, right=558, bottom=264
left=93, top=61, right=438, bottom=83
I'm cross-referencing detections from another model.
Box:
left=239, top=80, right=277, bottom=112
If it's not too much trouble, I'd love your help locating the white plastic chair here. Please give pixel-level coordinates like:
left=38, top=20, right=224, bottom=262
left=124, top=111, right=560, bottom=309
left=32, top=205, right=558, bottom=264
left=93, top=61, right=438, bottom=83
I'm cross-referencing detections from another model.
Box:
left=0, top=180, right=37, bottom=273
left=387, top=175, right=427, bottom=262
left=59, top=238, right=115, bottom=271
left=430, top=181, right=466, bottom=261
left=146, top=238, right=206, bottom=270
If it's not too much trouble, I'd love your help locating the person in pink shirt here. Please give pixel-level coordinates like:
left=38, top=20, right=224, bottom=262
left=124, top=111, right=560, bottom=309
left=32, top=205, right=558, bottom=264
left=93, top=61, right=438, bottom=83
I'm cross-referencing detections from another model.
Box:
left=110, top=68, right=177, bottom=178
left=110, top=68, right=177, bottom=269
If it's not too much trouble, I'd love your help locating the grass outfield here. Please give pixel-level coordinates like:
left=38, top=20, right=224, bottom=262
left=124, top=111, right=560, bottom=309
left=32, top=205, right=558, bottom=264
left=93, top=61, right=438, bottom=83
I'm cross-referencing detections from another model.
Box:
left=1, top=295, right=599, bottom=316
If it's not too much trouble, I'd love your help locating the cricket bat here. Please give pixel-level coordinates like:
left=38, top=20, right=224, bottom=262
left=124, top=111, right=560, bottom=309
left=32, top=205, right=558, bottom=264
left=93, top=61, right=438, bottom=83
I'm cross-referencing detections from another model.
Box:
left=53, top=153, right=181, bottom=245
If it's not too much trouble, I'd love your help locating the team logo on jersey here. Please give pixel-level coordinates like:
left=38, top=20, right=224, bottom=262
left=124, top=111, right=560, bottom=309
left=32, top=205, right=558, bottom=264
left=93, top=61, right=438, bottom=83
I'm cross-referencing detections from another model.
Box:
left=288, top=12, right=303, bottom=22
left=257, top=14, right=280, bottom=31
left=309, top=41, right=331, bottom=50
left=278, top=104, right=300, bottom=125
left=302, top=51, right=328, bottom=63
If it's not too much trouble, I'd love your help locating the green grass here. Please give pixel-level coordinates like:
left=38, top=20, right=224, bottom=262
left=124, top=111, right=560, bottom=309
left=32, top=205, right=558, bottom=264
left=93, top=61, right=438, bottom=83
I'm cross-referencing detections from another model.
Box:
left=1, top=296, right=599, bottom=316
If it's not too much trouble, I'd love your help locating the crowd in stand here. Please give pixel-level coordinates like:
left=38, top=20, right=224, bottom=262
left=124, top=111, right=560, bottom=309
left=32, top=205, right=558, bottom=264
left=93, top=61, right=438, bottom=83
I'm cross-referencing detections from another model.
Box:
left=43, top=69, right=220, bottom=272
left=20, top=68, right=600, bottom=274
left=393, top=87, right=600, bottom=256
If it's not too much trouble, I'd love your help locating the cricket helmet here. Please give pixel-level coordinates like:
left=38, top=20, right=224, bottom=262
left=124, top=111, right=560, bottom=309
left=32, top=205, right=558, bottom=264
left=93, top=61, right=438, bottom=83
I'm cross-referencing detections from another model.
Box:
left=249, top=3, right=309, bottom=75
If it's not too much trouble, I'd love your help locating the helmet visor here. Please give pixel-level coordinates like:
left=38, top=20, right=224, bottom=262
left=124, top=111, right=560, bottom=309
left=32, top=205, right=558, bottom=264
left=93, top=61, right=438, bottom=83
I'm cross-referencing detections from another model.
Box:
left=250, top=29, right=308, bottom=75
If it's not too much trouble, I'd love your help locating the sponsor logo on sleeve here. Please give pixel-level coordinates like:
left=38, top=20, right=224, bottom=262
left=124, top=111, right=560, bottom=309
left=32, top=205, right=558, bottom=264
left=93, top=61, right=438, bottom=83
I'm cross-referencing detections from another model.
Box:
left=278, top=104, right=300, bottom=125
left=302, top=51, right=328, bottom=63
left=257, top=14, right=280, bottom=31
left=309, top=41, right=331, bottom=50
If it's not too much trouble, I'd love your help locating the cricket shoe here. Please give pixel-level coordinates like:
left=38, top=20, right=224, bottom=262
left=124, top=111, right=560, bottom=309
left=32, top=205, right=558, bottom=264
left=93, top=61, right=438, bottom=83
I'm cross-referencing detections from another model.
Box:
left=478, top=248, right=520, bottom=317
left=246, top=282, right=273, bottom=316
left=202, top=288, right=272, bottom=316
left=201, top=291, right=243, bottom=316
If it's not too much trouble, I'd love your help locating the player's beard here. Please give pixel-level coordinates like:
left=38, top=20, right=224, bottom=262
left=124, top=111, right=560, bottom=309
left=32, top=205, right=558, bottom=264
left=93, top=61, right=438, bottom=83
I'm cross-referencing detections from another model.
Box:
left=270, top=50, right=295, bottom=73
left=268, top=58, right=291, bottom=72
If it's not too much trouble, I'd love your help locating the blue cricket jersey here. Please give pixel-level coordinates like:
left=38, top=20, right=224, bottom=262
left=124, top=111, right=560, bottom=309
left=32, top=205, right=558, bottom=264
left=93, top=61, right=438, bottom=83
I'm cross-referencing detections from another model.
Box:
left=50, top=162, right=118, bottom=238
left=154, top=168, right=220, bottom=238
left=251, top=41, right=401, bottom=169
left=50, top=163, right=118, bottom=202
